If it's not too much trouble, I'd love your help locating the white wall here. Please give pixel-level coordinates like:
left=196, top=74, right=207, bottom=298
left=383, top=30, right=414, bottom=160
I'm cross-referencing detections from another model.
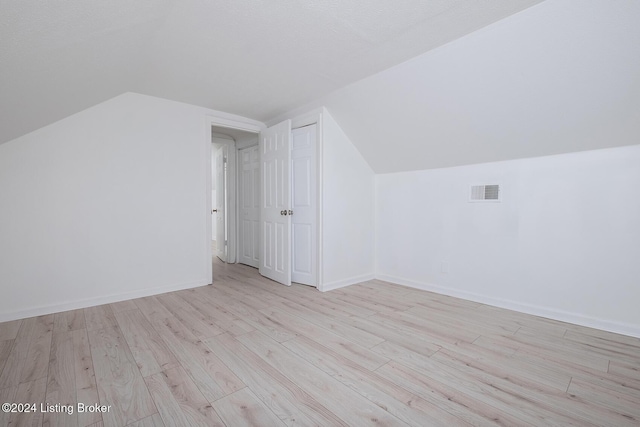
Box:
left=376, top=144, right=640, bottom=337
left=0, top=92, right=261, bottom=321
left=321, top=109, right=375, bottom=290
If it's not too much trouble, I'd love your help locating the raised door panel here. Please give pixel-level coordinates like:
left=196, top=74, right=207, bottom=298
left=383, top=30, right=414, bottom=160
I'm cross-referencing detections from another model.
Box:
left=259, top=120, right=291, bottom=286
left=291, top=125, right=317, bottom=286
left=239, top=146, right=259, bottom=268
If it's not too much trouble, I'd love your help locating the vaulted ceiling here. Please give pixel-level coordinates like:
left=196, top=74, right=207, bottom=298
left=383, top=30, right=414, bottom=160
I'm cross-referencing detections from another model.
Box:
left=282, top=0, right=640, bottom=172
left=1, top=0, right=543, bottom=145
left=3, top=1, right=639, bottom=173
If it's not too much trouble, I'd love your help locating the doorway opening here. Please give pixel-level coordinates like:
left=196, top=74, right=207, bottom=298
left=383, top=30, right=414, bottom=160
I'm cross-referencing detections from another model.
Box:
left=205, top=112, right=323, bottom=289
left=211, top=133, right=233, bottom=263
left=210, top=126, right=259, bottom=270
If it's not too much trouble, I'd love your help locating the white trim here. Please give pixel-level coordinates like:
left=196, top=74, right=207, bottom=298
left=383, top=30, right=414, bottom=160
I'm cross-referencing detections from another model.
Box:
left=0, top=279, right=210, bottom=323
left=211, top=132, right=235, bottom=141
left=235, top=143, right=242, bottom=263
left=376, top=273, right=640, bottom=339
left=320, top=273, right=375, bottom=292
left=207, top=116, right=263, bottom=134
left=228, top=142, right=238, bottom=262
left=204, top=120, right=213, bottom=283
left=316, top=114, right=324, bottom=289
left=292, top=109, right=324, bottom=289
left=373, top=175, right=379, bottom=279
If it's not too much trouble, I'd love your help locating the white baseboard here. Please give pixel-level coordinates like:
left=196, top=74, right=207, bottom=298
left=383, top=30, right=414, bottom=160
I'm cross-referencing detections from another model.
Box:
left=0, top=279, right=210, bottom=323
left=320, top=273, right=375, bottom=292
left=376, top=273, right=640, bottom=339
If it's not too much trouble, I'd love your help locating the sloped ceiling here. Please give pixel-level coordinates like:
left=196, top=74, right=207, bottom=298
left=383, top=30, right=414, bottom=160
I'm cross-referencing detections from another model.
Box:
left=0, top=0, right=544, bottom=145
left=280, top=0, right=640, bottom=173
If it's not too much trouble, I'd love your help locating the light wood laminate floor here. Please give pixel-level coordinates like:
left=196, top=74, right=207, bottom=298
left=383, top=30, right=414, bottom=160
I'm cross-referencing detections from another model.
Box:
left=1, top=259, right=639, bottom=426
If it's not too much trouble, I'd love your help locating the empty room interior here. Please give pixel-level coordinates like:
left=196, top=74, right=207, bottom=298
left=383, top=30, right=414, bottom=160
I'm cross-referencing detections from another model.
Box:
left=1, top=0, right=640, bottom=426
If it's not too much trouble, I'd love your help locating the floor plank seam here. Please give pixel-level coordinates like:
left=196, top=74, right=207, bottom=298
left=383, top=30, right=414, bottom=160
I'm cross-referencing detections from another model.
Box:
left=0, top=340, right=14, bottom=380
left=372, top=360, right=391, bottom=373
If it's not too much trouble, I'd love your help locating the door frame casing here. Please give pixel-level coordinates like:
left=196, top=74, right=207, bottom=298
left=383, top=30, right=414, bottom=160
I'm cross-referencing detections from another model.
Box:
left=212, top=137, right=236, bottom=263
left=205, top=115, right=263, bottom=283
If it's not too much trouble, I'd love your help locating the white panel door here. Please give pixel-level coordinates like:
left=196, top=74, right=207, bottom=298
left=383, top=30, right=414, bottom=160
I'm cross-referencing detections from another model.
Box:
left=291, top=125, right=317, bottom=286
left=259, top=120, right=292, bottom=286
left=215, top=145, right=227, bottom=262
left=239, top=145, right=259, bottom=268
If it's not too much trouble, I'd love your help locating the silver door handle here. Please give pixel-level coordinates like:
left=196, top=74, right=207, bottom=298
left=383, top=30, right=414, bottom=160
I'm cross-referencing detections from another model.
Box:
left=288, top=210, right=293, bottom=215
left=212, top=209, right=218, bottom=213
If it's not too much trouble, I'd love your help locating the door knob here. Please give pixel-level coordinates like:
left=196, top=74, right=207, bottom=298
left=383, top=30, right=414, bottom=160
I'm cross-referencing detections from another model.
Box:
left=288, top=210, right=293, bottom=215
left=212, top=209, right=218, bottom=213
left=280, top=210, right=285, bottom=215
left=283, top=210, right=288, bottom=216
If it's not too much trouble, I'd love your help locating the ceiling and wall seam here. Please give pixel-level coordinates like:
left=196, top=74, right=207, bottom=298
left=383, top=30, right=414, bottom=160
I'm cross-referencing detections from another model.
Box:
left=2, top=1, right=639, bottom=175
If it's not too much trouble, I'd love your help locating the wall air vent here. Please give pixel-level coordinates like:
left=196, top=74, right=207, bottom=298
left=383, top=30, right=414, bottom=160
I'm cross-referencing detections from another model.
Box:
left=470, top=184, right=500, bottom=202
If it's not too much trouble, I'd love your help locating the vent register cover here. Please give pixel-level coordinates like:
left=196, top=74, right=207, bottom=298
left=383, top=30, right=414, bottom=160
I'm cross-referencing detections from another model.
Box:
left=470, top=184, right=500, bottom=202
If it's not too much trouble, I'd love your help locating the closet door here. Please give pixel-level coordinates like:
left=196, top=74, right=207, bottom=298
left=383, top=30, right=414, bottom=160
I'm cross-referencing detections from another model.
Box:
left=291, top=125, right=317, bottom=286
left=259, top=120, right=291, bottom=286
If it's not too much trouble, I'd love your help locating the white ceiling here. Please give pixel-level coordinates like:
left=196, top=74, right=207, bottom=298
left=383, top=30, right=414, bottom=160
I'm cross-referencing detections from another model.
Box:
left=0, top=0, right=543, bottom=145
left=277, top=0, right=640, bottom=173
